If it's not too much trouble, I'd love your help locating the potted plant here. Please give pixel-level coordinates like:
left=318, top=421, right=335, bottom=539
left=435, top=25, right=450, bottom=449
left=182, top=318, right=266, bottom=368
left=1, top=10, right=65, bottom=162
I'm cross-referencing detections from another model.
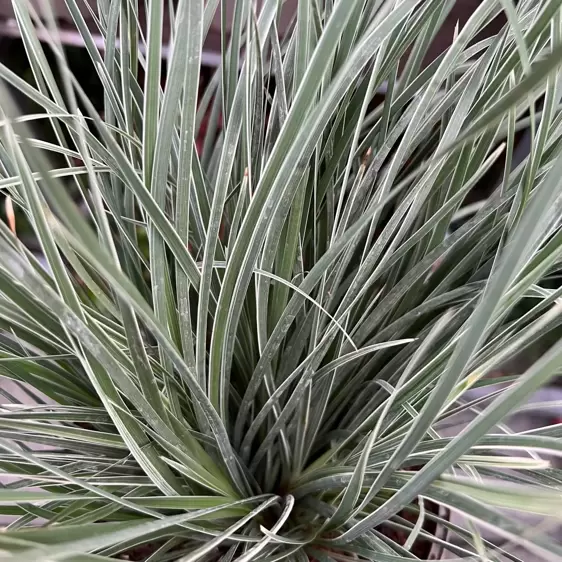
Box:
left=0, top=0, right=561, bottom=560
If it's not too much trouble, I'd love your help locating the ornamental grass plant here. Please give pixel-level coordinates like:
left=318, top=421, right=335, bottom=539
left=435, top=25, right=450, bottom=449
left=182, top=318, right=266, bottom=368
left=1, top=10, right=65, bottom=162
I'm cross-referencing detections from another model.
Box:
left=0, top=0, right=561, bottom=560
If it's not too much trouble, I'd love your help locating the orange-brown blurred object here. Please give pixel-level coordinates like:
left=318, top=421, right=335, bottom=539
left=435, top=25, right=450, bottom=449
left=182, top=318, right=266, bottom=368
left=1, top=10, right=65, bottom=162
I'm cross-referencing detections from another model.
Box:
left=5, top=196, right=15, bottom=234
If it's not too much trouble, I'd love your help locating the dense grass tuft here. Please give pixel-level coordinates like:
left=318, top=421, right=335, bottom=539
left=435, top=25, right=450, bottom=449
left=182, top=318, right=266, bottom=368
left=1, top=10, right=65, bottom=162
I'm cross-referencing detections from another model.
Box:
left=0, top=0, right=561, bottom=560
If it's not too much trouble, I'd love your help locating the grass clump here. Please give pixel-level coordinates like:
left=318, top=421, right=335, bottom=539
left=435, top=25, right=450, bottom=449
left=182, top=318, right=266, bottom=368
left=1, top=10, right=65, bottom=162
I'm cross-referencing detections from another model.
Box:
left=0, top=0, right=560, bottom=560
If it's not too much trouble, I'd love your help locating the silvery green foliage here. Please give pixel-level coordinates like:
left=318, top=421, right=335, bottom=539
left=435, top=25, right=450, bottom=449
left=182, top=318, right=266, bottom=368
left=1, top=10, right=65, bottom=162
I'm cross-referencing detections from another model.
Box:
left=0, top=0, right=560, bottom=560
